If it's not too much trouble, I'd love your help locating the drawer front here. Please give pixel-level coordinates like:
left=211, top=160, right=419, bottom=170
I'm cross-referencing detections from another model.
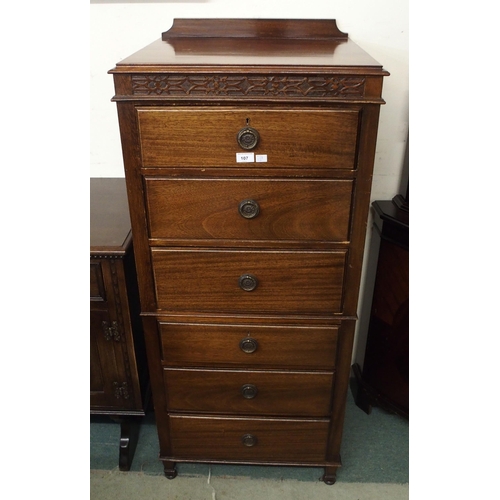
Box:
left=137, top=107, right=359, bottom=169
left=164, top=368, right=333, bottom=416
left=146, top=178, right=353, bottom=242
left=169, top=415, right=329, bottom=463
left=151, top=249, right=346, bottom=314
left=159, top=322, right=338, bottom=370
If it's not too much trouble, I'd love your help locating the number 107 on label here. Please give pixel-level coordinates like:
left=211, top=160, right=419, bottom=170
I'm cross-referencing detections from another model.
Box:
left=236, top=153, right=268, bottom=163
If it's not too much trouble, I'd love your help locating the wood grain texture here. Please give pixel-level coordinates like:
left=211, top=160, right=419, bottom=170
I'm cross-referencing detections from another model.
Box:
left=161, top=19, right=348, bottom=40
left=90, top=179, right=148, bottom=416
left=159, top=322, right=338, bottom=369
left=151, top=248, right=346, bottom=314
left=116, top=103, right=158, bottom=312
left=169, top=415, right=329, bottom=463
left=111, top=17, right=385, bottom=73
left=137, top=107, right=359, bottom=169
left=90, top=261, right=106, bottom=301
left=90, top=178, right=131, bottom=254
left=145, top=177, right=353, bottom=243
left=163, top=368, right=334, bottom=416
left=89, top=257, right=144, bottom=412
left=109, top=19, right=388, bottom=480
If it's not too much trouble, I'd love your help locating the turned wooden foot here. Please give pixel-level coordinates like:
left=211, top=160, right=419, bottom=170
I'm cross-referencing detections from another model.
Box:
left=163, top=461, right=178, bottom=479
left=322, top=466, right=338, bottom=485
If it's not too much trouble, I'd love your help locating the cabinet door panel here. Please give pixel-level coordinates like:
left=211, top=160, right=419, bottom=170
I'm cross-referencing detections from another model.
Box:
left=90, top=309, right=121, bottom=407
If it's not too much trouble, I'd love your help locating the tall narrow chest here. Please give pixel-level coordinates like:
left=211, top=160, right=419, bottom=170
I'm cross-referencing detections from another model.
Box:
left=109, top=18, right=388, bottom=484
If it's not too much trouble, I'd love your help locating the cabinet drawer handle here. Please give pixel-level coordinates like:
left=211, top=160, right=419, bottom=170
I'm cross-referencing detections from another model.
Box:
left=240, top=384, right=258, bottom=399
left=238, top=274, right=258, bottom=292
left=241, top=434, right=258, bottom=447
left=238, top=199, right=260, bottom=219
left=237, top=126, right=260, bottom=150
left=239, top=337, right=258, bottom=354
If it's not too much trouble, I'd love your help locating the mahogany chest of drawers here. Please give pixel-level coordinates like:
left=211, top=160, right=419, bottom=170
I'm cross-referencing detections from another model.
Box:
left=109, top=19, right=388, bottom=484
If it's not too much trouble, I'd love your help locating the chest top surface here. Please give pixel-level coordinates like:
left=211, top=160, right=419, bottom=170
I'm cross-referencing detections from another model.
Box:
left=90, top=178, right=131, bottom=253
left=110, top=19, right=387, bottom=73
left=109, top=19, right=388, bottom=105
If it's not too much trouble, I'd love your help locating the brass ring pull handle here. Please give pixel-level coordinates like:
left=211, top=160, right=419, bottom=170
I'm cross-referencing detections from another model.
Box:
left=241, top=434, right=257, bottom=447
left=239, top=337, right=258, bottom=354
left=238, top=199, right=260, bottom=219
left=237, top=127, right=260, bottom=150
left=240, top=384, right=258, bottom=399
left=238, top=274, right=258, bottom=292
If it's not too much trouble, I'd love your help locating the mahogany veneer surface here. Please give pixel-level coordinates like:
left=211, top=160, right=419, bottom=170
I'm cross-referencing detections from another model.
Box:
left=145, top=177, right=353, bottom=242
left=159, top=322, right=339, bottom=369
left=90, top=178, right=148, bottom=471
left=109, top=18, right=388, bottom=484
left=137, top=108, right=359, bottom=169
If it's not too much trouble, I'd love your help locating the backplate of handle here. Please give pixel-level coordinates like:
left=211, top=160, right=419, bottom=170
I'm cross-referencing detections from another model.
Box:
left=239, top=337, right=258, bottom=353
left=240, top=384, right=258, bottom=399
left=237, top=127, right=260, bottom=150
left=241, top=434, right=257, bottom=447
left=238, top=199, right=260, bottom=219
left=238, top=274, right=258, bottom=291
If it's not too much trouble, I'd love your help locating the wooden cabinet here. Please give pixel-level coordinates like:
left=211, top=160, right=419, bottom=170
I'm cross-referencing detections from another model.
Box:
left=353, top=199, right=409, bottom=417
left=90, top=178, right=149, bottom=470
left=109, top=19, right=388, bottom=484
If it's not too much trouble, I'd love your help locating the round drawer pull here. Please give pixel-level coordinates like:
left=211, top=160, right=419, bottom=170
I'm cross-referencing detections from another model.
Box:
left=239, top=337, right=258, bottom=354
left=240, top=384, right=258, bottom=399
left=238, top=274, right=258, bottom=292
left=241, top=434, right=257, bottom=447
left=237, top=127, right=260, bottom=150
left=238, top=199, right=260, bottom=219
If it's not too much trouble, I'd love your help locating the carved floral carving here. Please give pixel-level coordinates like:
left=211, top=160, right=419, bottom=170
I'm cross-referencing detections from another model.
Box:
left=113, top=381, right=130, bottom=400
left=131, top=74, right=365, bottom=99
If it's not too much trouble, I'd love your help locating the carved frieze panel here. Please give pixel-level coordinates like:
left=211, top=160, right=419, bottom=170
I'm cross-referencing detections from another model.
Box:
left=131, top=74, right=366, bottom=99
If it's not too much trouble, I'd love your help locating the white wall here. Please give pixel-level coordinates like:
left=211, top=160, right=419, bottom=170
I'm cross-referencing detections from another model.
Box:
left=90, top=0, right=409, bottom=362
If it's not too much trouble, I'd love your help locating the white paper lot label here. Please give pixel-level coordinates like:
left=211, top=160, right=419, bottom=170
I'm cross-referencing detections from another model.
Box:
left=236, top=152, right=254, bottom=163
left=236, top=153, right=268, bottom=163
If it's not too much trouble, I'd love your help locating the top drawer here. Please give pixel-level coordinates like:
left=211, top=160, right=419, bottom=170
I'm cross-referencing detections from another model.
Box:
left=137, top=107, right=359, bottom=169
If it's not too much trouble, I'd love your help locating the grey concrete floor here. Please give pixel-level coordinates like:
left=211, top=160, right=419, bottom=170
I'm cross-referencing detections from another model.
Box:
left=90, top=469, right=410, bottom=500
